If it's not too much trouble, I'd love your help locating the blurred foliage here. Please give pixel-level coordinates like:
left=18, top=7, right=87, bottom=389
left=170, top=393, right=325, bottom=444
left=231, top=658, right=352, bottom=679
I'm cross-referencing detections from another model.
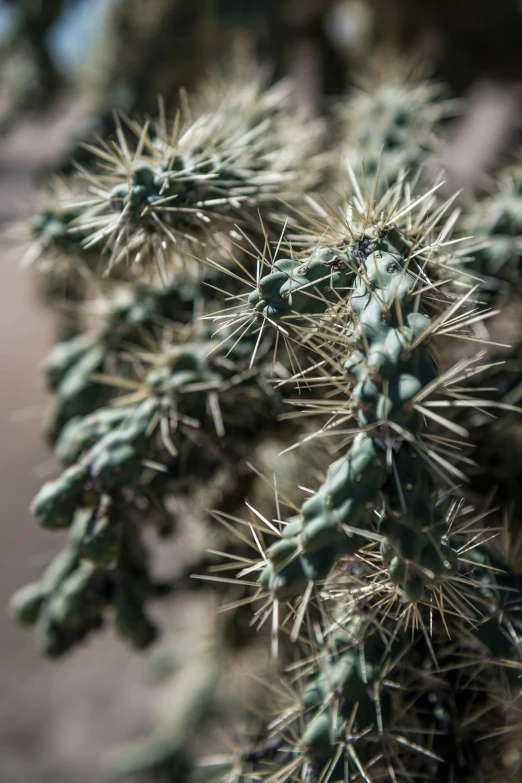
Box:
left=1, top=0, right=522, bottom=136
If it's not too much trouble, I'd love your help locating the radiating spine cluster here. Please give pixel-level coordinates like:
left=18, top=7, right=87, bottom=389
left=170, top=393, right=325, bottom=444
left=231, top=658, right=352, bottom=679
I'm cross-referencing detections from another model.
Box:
left=247, top=193, right=461, bottom=603
left=62, top=74, right=325, bottom=275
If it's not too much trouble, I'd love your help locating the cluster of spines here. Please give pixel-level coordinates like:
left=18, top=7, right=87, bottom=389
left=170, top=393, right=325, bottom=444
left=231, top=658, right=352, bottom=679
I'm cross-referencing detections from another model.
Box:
left=11, top=274, right=283, bottom=657
left=204, top=178, right=522, bottom=782
left=232, top=548, right=522, bottom=783
left=34, top=73, right=327, bottom=276
left=253, top=222, right=460, bottom=602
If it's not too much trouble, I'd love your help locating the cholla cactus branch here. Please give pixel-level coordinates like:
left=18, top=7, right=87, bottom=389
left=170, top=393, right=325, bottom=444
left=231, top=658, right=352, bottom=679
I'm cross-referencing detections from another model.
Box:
left=258, top=242, right=461, bottom=602
left=66, top=75, right=327, bottom=275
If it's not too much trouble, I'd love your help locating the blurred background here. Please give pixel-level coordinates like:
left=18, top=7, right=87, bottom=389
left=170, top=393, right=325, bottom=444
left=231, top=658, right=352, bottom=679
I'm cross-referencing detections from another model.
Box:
left=1, top=1, right=522, bottom=781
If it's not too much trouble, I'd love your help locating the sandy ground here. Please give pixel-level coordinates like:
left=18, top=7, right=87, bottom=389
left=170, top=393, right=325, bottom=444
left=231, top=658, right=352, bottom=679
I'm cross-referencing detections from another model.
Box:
left=0, top=103, right=161, bottom=783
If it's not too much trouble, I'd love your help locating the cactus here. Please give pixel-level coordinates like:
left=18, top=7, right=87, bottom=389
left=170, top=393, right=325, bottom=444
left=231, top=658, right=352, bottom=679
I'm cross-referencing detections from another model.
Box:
left=11, top=504, right=158, bottom=657
left=206, top=173, right=522, bottom=782
left=464, top=162, right=522, bottom=295
left=11, top=63, right=522, bottom=783
left=12, top=312, right=287, bottom=657
left=256, top=238, right=459, bottom=601
left=454, top=160, right=522, bottom=550
left=46, top=72, right=327, bottom=277
left=40, top=276, right=200, bottom=442
left=219, top=536, right=522, bottom=782
left=246, top=190, right=447, bottom=565
left=336, top=56, right=453, bottom=195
